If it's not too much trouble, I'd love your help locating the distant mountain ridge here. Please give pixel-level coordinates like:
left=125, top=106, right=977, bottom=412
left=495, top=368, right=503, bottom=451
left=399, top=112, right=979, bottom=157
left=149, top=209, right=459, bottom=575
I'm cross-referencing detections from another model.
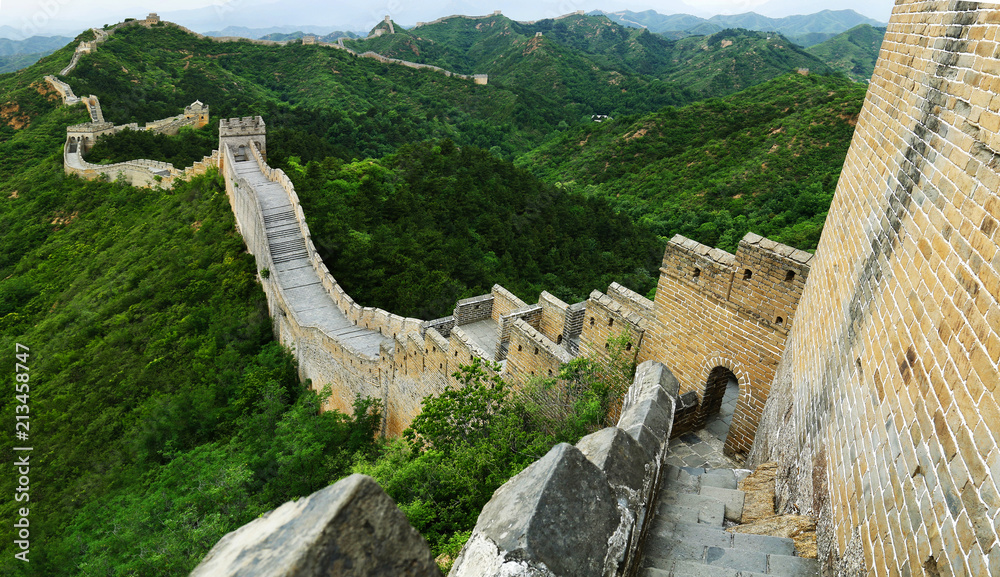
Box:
left=343, top=12, right=830, bottom=106
left=595, top=9, right=885, bottom=46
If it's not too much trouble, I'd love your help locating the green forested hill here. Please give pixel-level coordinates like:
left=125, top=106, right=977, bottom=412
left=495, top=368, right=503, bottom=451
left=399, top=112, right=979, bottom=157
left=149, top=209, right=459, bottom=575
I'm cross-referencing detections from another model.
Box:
left=289, top=141, right=662, bottom=319
left=807, top=24, right=886, bottom=81
left=657, top=29, right=832, bottom=100
left=517, top=73, right=867, bottom=252
left=0, top=105, right=384, bottom=575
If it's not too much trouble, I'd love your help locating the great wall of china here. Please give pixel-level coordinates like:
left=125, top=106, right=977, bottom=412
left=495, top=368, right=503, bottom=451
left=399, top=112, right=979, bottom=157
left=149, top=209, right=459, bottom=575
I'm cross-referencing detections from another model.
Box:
left=41, top=3, right=1000, bottom=573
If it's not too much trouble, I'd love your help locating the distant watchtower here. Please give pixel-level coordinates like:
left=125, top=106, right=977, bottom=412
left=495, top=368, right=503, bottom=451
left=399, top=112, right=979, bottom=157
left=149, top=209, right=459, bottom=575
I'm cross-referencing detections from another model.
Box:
left=144, top=13, right=160, bottom=25
left=184, top=100, right=209, bottom=128
left=219, top=116, right=266, bottom=169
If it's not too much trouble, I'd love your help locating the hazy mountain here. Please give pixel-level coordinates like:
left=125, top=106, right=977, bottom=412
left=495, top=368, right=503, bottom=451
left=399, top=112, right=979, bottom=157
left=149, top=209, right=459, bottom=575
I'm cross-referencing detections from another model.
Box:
left=203, top=25, right=363, bottom=40
left=0, top=36, right=73, bottom=56
left=596, top=9, right=885, bottom=39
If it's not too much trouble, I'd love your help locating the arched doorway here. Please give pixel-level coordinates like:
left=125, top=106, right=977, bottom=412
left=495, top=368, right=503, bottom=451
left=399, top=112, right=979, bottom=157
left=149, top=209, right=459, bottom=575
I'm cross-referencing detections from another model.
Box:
left=702, top=366, right=739, bottom=447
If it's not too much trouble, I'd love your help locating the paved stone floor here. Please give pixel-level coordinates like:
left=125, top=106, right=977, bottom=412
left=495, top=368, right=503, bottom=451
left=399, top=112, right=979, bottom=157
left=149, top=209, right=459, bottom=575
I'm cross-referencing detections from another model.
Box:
left=666, top=380, right=744, bottom=470
left=458, top=319, right=500, bottom=360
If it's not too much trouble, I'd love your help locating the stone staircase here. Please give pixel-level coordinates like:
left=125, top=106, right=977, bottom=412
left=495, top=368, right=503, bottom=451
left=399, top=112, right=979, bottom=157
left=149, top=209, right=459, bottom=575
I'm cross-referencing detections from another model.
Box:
left=231, top=157, right=390, bottom=356
left=639, top=465, right=819, bottom=577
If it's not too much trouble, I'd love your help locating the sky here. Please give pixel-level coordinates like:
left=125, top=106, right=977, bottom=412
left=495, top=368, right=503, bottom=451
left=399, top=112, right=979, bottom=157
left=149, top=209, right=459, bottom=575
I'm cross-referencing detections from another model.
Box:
left=0, top=0, right=897, bottom=39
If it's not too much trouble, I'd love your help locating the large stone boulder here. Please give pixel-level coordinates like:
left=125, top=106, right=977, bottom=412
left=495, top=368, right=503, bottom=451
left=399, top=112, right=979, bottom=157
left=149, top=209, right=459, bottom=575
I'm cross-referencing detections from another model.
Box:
left=449, top=443, right=620, bottom=577
left=190, top=474, right=440, bottom=577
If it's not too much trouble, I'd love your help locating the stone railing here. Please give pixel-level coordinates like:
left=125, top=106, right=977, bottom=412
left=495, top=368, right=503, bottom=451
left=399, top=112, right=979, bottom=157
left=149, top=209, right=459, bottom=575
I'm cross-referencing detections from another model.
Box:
left=449, top=360, right=679, bottom=577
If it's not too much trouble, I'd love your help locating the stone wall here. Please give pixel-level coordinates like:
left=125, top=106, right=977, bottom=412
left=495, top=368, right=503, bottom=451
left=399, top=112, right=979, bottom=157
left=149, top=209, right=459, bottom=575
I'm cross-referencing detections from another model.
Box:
left=626, top=233, right=811, bottom=459
left=504, top=318, right=574, bottom=383
left=749, top=1, right=1000, bottom=575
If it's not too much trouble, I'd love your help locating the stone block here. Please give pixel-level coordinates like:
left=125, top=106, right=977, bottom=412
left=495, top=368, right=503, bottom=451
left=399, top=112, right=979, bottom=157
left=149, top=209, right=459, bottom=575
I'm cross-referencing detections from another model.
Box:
left=576, top=426, right=649, bottom=496
left=618, top=392, right=675, bottom=459
left=189, top=474, right=439, bottom=577
left=449, top=443, right=620, bottom=577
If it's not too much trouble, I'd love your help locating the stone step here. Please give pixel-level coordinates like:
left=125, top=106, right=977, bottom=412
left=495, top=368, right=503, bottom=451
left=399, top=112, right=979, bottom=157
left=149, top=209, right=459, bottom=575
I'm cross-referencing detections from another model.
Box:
left=661, top=558, right=768, bottom=576
left=700, top=469, right=739, bottom=490
left=765, top=553, right=820, bottom=576
left=649, top=519, right=734, bottom=549
left=699, top=485, right=744, bottom=522
left=652, top=520, right=796, bottom=557
left=659, top=500, right=726, bottom=527
left=641, top=534, right=706, bottom=565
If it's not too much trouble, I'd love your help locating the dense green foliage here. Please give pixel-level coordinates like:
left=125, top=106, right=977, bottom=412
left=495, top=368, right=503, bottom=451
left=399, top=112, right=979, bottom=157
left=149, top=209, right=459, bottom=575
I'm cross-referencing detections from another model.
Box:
left=355, top=340, right=636, bottom=565
left=291, top=141, right=662, bottom=318
left=0, top=107, right=382, bottom=574
left=654, top=29, right=832, bottom=100
left=518, top=73, right=867, bottom=252
left=807, top=24, right=886, bottom=82
left=0, top=52, right=56, bottom=73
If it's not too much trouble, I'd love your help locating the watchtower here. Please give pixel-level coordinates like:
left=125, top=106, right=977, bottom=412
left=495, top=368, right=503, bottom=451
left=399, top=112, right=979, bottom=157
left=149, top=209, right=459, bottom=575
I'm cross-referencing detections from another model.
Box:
left=184, top=100, right=210, bottom=128
left=219, top=116, right=266, bottom=168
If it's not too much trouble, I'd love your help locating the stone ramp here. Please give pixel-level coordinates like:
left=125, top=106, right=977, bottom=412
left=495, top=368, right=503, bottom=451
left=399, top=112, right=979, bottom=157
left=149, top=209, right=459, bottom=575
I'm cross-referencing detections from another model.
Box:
left=639, top=465, right=819, bottom=577
left=233, top=160, right=390, bottom=356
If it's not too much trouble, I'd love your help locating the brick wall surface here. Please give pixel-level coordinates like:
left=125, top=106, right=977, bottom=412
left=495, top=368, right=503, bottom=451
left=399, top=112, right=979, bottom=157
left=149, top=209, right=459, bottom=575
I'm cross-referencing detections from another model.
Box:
left=749, top=2, right=1000, bottom=575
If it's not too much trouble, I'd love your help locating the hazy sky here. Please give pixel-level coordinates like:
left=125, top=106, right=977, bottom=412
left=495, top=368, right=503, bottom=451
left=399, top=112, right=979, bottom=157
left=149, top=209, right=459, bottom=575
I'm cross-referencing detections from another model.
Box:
left=1, top=0, right=897, bottom=39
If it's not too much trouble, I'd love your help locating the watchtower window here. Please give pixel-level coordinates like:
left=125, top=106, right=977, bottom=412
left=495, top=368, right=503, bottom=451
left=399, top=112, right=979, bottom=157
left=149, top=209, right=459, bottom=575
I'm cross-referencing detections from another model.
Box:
left=625, top=342, right=632, bottom=351
left=556, top=335, right=563, bottom=345
left=776, top=316, right=784, bottom=325
left=693, top=268, right=701, bottom=279
left=534, top=347, right=539, bottom=355
left=590, top=317, right=595, bottom=326
left=785, top=270, right=796, bottom=282
left=743, top=269, right=753, bottom=280
left=608, top=318, right=614, bottom=327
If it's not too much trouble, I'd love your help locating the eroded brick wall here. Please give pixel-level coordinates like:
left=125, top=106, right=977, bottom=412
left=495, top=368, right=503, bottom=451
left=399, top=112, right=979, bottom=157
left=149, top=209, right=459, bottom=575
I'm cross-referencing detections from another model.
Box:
left=750, top=2, right=1000, bottom=574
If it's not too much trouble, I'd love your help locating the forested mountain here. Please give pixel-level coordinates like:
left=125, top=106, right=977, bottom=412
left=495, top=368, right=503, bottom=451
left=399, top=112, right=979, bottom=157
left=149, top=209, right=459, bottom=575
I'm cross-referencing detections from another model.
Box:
left=0, top=15, right=866, bottom=575
left=517, top=73, right=867, bottom=252
left=807, top=24, right=886, bottom=81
